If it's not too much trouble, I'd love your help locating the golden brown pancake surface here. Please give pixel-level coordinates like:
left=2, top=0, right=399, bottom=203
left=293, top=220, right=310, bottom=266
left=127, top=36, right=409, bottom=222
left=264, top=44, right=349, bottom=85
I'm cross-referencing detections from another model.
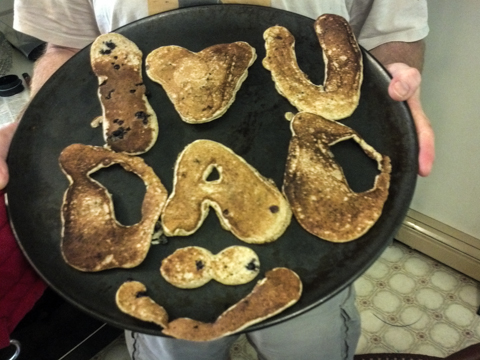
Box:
left=59, top=144, right=168, bottom=271
left=162, top=268, right=302, bottom=341
left=161, top=140, right=291, bottom=244
left=91, top=33, right=159, bottom=154
left=160, top=246, right=260, bottom=288
left=116, top=281, right=169, bottom=328
left=160, top=246, right=214, bottom=289
left=262, top=14, right=363, bottom=120
left=283, top=112, right=391, bottom=242
left=146, top=42, right=256, bottom=123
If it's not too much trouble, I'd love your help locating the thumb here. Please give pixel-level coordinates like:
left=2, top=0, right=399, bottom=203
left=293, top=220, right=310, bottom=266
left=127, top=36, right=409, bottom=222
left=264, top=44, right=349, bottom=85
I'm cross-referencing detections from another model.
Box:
left=0, top=122, right=19, bottom=190
left=385, top=63, right=422, bottom=102
left=0, top=159, right=9, bottom=190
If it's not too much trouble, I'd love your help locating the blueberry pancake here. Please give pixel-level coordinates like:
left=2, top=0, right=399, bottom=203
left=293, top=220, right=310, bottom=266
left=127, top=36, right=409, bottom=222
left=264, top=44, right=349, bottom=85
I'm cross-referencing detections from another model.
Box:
left=160, top=246, right=260, bottom=288
left=91, top=33, right=159, bottom=154
left=161, top=140, right=291, bottom=244
left=211, top=246, right=260, bottom=286
left=146, top=42, right=256, bottom=123
left=160, top=246, right=214, bottom=289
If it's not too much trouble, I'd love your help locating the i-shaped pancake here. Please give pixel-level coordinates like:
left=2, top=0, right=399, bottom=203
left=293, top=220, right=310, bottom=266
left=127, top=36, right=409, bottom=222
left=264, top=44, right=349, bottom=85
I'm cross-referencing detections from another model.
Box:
left=91, top=33, right=159, bottom=154
left=161, top=140, right=291, bottom=244
left=283, top=112, right=391, bottom=242
left=262, top=14, right=363, bottom=120
left=59, top=144, right=168, bottom=271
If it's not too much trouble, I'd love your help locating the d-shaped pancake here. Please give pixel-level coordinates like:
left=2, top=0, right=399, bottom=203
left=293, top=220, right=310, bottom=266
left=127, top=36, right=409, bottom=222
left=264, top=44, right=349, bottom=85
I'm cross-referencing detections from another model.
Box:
left=283, top=112, right=391, bottom=242
left=161, top=140, right=291, bottom=244
left=59, top=144, right=168, bottom=271
left=262, top=14, right=363, bottom=120
left=146, top=42, right=256, bottom=124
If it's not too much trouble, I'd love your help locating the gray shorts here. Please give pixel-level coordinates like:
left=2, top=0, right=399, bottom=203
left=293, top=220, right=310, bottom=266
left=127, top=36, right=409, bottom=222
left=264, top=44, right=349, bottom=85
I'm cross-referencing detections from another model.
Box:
left=125, top=285, right=360, bottom=360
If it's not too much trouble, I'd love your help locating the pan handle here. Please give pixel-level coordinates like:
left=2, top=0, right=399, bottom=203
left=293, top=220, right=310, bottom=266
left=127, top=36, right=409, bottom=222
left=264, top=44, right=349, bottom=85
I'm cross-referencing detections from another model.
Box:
left=6, top=339, right=21, bottom=360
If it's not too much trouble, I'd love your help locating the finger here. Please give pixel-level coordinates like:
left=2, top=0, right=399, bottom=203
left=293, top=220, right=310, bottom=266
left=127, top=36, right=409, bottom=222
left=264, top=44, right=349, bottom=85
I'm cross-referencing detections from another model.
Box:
left=0, top=122, right=19, bottom=190
left=385, top=63, right=421, bottom=102
left=407, top=94, right=435, bottom=177
left=0, top=160, right=9, bottom=190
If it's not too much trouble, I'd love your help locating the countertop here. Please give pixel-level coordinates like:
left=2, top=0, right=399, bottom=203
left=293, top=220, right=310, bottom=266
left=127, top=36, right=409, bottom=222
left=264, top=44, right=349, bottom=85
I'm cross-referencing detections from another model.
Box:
left=0, top=46, right=32, bottom=126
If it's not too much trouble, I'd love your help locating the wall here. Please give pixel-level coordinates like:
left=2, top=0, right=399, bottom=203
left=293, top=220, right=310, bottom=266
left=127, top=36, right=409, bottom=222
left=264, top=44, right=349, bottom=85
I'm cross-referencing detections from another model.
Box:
left=0, top=0, right=14, bottom=26
left=0, top=0, right=13, bottom=12
left=395, top=1, right=480, bottom=280
left=412, top=1, right=480, bottom=239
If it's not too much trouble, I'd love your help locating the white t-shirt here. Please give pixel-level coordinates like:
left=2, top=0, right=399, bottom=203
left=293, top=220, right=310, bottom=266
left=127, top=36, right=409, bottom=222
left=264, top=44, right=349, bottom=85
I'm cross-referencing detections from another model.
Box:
left=14, top=0, right=428, bottom=51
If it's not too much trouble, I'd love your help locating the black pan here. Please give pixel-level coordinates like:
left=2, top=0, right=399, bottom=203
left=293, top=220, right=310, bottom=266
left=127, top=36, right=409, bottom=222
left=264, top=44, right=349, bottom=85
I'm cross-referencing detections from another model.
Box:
left=6, top=5, right=417, bottom=335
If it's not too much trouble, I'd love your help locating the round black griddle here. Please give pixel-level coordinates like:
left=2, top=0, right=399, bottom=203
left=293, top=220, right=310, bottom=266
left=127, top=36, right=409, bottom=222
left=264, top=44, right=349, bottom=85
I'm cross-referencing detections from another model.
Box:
left=6, top=5, right=417, bottom=336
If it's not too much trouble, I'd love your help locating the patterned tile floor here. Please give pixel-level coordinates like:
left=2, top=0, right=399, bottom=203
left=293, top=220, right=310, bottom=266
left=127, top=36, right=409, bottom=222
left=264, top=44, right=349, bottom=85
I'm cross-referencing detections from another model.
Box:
left=354, top=241, right=480, bottom=357
left=91, top=240, right=480, bottom=359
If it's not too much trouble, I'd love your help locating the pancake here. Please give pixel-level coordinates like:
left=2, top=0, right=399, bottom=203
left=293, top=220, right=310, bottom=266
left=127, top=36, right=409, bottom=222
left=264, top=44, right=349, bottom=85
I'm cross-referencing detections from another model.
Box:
left=160, top=246, right=260, bottom=288
left=160, top=246, right=214, bottom=289
left=59, top=144, right=168, bottom=271
left=161, top=140, right=292, bottom=244
left=146, top=42, right=256, bottom=123
left=162, top=268, right=302, bottom=341
left=211, top=246, right=260, bottom=286
left=283, top=112, right=391, bottom=242
left=91, top=33, right=159, bottom=154
left=262, top=14, right=363, bottom=120
left=116, top=281, right=169, bottom=328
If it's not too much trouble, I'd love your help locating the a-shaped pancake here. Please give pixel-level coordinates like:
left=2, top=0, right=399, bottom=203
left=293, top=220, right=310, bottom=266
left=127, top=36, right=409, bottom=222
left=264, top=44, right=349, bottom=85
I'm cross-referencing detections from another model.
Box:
left=160, top=246, right=260, bottom=288
left=161, top=140, right=291, bottom=243
left=283, top=112, right=391, bottom=242
left=116, top=281, right=169, bottom=328
left=162, top=268, right=302, bottom=341
left=59, top=144, right=168, bottom=271
left=262, top=14, right=363, bottom=120
left=91, top=33, right=159, bottom=154
left=146, top=42, right=256, bottom=123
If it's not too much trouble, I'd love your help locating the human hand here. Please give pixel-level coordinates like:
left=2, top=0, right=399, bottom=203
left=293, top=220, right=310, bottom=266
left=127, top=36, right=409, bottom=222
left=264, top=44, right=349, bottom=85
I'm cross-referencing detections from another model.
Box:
left=385, top=62, right=435, bottom=177
left=0, top=122, right=18, bottom=190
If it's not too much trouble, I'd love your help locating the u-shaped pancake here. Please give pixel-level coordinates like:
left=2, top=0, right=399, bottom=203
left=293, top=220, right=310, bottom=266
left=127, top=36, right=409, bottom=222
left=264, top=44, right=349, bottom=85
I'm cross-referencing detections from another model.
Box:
left=263, top=14, right=363, bottom=120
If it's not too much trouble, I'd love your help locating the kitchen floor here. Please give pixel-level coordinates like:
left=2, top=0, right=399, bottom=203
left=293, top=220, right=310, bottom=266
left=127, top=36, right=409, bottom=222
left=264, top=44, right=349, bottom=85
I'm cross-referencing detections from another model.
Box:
left=90, top=240, right=480, bottom=360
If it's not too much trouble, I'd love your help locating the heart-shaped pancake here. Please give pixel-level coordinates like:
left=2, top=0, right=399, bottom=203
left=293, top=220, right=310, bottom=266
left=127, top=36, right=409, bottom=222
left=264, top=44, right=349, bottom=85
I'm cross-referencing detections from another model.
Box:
left=146, top=42, right=256, bottom=123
